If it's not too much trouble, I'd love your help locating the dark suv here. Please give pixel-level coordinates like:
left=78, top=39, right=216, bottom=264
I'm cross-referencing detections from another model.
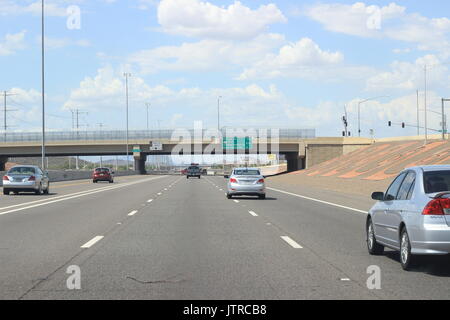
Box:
left=186, top=166, right=201, bottom=179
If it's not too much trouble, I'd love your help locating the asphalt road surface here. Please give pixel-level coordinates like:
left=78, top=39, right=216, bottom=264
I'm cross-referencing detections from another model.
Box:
left=1, top=174, right=450, bottom=300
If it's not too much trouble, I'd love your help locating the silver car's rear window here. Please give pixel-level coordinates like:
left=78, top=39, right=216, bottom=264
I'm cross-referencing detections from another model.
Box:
left=424, top=171, right=450, bottom=193
left=234, top=169, right=260, bottom=176
left=8, top=167, right=36, bottom=175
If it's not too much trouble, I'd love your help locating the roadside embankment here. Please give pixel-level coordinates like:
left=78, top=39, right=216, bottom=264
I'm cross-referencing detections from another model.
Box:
left=270, top=138, right=450, bottom=197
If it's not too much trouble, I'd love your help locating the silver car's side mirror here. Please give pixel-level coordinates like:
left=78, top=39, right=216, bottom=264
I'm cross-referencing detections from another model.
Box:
left=371, top=192, right=385, bottom=201
left=224, top=175, right=229, bottom=179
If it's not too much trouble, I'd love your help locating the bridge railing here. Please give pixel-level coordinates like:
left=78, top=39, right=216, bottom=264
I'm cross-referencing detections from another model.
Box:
left=0, top=128, right=315, bottom=143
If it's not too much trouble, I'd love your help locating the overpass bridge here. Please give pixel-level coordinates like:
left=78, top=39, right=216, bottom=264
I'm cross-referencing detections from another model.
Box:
left=0, top=129, right=372, bottom=173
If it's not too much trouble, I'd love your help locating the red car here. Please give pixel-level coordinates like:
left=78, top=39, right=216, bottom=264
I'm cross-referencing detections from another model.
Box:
left=92, top=167, right=114, bottom=183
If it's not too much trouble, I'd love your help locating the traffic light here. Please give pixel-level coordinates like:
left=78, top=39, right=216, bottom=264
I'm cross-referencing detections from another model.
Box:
left=388, top=121, right=392, bottom=127
left=402, top=122, right=405, bottom=128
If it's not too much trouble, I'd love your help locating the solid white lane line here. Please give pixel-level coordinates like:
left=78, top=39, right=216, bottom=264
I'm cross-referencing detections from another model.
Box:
left=147, top=199, right=154, bottom=203
left=81, top=236, right=104, bottom=248
left=281, top=236, right=303, bottom=249
left=249, top=211, right=258, bottom=217
left=128, top=210, right=138, bottom=216
left=0, top=176, right=167, bottom=216
left=267, top=187, right=368, bottom=214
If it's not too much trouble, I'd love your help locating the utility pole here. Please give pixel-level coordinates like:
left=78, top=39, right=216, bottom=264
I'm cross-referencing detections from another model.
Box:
left=98, top=123, right=104, bottom=167
left=124, top=73, right=131, bottom=171
left=416, top=90, right=420, bottom=136
left=2, top=91, right=18, bottom=142
left=424, top=65, right=428, bottom=145
left=70, top=108, right=88, bottom=169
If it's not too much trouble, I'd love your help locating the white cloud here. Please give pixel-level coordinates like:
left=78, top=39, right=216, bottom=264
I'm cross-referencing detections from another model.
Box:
left=128, top=33, right=285, bottom=74
left=62, top=65, right=312, bottom=128
left=0, top=0, right=70, bottom=17
left=366, top=54, right=450, bottom=91
left=237, top=37, right=375, bottom=81
left=0, top=31, right=26, bottom=56
left=305, top=2, right=450, bottom=55
left=157, top=0, right=287, bottom=39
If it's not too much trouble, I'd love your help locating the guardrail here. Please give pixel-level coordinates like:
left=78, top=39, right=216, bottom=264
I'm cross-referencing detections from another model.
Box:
left=0, top=129, right=315, bottom=143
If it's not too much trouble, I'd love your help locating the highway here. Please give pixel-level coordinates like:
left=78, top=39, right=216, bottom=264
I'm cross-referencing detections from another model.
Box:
left=1, top=174, right=450, bottom=300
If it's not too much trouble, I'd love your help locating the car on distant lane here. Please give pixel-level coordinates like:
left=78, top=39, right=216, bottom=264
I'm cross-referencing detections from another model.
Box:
left=3, top=165, right=50, bottom=195
left=226, top=168, right=266, bottom=199
left=92, top=167, right=114, bottom=183
left=367, top=165, right=450, bottom=270
left=186, top=165, right=201, bottom=179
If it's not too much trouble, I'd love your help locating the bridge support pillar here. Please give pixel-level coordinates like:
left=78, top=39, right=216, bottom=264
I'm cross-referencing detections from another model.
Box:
left=0, top=156, right=8, bottom=171
left=133, top=153, right=147, bottom=175
left=284, top=153, right=304, bottom=172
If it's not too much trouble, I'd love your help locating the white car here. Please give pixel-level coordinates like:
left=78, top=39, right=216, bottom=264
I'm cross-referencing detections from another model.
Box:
left=367, top=165, right=450, bottom=270
left=226, top=168, right=266, bottom=199
left=3, top=165, right=50, bottom=195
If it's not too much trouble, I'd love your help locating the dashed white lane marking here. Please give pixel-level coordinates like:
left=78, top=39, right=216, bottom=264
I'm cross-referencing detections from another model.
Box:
left=249, top=211, right=258, bottom=217
left=340, top=278, right=351, bottom=281
left=81, top=236, right=104, bottom=249
left=0, top=176, right=167, bottom=216
left=267, top=187, right=368, bottom=214
left=147, top=199, right=154, bottom=203
left=281, top=236, right=303, bottom=249
left=128, top=210, right=138, bottom=216
left=157, top=192, right=162, bottom=195
left=234, top=200, right=240, bottom=203
left=164, top=188, right=168, bottom=191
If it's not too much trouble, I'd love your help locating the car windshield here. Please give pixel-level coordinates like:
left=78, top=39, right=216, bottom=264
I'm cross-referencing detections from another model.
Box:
left=8, top=167, right=36, bottom=175
left=95, top=168, right=109, bottom=172
left=234, top=169, right=260, bottom=176
left=188, top=166, right=200, bottom=171
left=424, top=171, right=450, bottom=193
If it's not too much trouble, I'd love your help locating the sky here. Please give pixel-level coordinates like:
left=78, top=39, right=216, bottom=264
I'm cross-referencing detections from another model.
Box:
left=1, top=0, right=450, bottom=139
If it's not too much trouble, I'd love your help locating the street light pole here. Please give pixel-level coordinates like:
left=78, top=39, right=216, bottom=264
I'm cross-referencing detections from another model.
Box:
left=145, top=102, right=150, bottom=132
left=124, top=73, right=131, bottom=170
left=424, top=65, right=428, bottom=144
left=217, top=97, right=220, bottom=131
left=443, top=98, right=450, bottom=140
left=41, top=0, right=46, bottom=171
left=357, top=96, right=390, bottom=137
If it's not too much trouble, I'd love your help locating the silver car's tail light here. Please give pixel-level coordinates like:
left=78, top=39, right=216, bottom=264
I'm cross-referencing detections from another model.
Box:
left=230, top=178, right=237, bottom=183
left=422, top=198, right=450, bottom=215
left=3, top=176, right=9, bottom=181
left=257, top=178, right=264, bottom=183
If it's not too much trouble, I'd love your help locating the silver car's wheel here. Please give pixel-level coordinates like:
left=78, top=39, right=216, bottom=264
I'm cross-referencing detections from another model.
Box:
left=400, top=229, right=414, bottom=270
left=35, top=184, right=42, bottom=195
left=367, top=219, right=384, bottom=255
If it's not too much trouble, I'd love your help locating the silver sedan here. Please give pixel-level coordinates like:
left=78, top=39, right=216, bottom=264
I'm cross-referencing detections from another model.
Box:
left=226, top=168, right=266, bottom=199
left=3, top=165, right=50, bottom=195
left=367, top=165, right=450, bottom=270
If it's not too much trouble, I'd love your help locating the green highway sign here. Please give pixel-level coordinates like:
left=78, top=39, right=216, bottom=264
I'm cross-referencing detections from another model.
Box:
left=222, top=137, right=253, bottom=150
